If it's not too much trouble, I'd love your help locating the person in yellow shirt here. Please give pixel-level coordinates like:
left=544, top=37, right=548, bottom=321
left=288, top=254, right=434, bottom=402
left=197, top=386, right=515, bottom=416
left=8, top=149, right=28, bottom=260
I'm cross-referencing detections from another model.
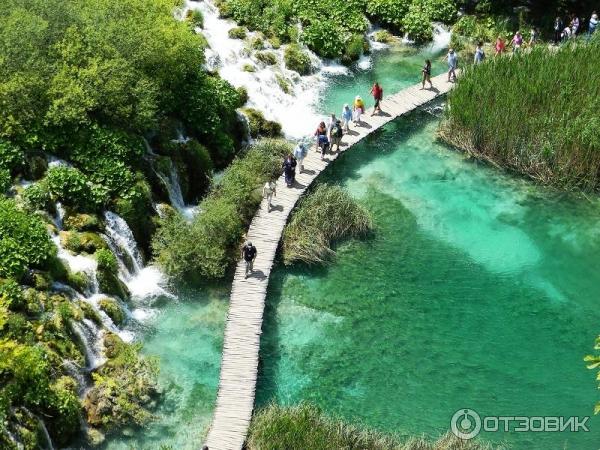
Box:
left=353, top=95, right=365, bottom=124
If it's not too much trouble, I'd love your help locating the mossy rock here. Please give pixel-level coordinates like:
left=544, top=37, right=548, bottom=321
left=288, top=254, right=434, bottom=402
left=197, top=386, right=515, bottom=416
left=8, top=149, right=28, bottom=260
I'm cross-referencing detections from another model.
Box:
left=66, top=270, right=90, bottom=294
left=275, top=74, right=292, bottom=94
left=228, top=26, right=247, bottom=39
left=242, top=63, right=256, bottom=73
left=241, top=108, right=283, bottom=138
left=60, top=231, right=107, bottom=254
left=23, top=288, right=44, bottom=315
left=98, top=297, right=125, bottom=325
left=79, top=300, right=102, bottom=326
left=372, top=30, right=394, bottom=43
left=255, top=51, right=278, bottom=66
left=63, top=213, right=101, bottom=232
left=268, top=36, right=281, bottom=49
left=236, top=86, right=249, bottom=106
left=97, top=269, right=129, bottom=300
left=248, top=35, right=265, bottom=50
left=284, top=44, right=312, bottom=75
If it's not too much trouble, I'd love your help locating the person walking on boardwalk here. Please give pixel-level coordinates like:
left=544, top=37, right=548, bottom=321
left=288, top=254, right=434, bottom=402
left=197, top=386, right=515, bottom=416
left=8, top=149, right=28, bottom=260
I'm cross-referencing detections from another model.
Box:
left=314, top=121, right=327, bottom=151
left=474, top=42, right=485, bottom=64
left=421, top=59, right=433, bottom=88
left=353, top=95, right=365, bottom=124
left=293, top=141, right=307, bottom=173
left=327, top=113, right=338, bottom=141
left=370, top=82, right=383, bottom=115
left=282, top=153, right=297, bottom=187
left=446, top=48, right=458, bottom=82
left=341, top=104, right=352, bottom=132
left=330, top=118, right=343, bottom=152
left=262, top=180, right=276, bottom=211
left=241, top=241, right=257, bottom=278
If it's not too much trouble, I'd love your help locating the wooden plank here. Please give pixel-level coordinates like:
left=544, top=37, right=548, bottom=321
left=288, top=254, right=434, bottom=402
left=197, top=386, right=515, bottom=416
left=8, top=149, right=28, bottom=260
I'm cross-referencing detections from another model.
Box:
left=203, top=73, right=454, bottom=450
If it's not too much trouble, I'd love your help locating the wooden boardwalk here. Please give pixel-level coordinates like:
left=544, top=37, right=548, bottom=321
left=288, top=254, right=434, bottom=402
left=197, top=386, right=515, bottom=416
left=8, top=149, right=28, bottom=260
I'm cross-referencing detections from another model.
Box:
left=204, top=73, right=455, bottom=450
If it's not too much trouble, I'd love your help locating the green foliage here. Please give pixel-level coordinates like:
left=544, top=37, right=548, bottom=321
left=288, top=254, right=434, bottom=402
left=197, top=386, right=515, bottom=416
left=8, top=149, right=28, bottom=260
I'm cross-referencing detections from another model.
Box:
left=424, top=0, right=457, bottom=23
left=63, top=213, right=100, bottom=232
left=584, top=335, right=600, bottom=415
left=255, top=51, right=278, bottom=66
left=284, top=44, right=312, bottom=75
left=366, top=0, right=411, bottom=28
left=25, top=155, right=48, bottom=180
left=0, top=169, right=11, bottom=194
left=402, top=2, right=434, bottom=43
left=343, top=34, right=366, bottom=64
left=242, top=108, right=283, bottom=138
left=248, top=403, right=499, bottom=450
left=61, top=231, right=107, bottom=255
left=0, top=140, right=25, bottom=173
left=228, top=26, right=248, bottom=39
left=46, top=166, right=103, bottom=212
left=186, top=9, right=204, bottom=29
left=22, top=181, right=51, bottom=212
left=0, top=198, right=55, bottom=279
left=153, top=139, right=291, bottom=279
left=301, top=22, right=345, bottom=59
left=283, top=184, right=372, bottom=265
left=95, top=249, right=118, bottom=274
left=442, top=38, right=600, bottom=190
left=113, top=178, right=154, bottom=247
left=452, top=14, right=511, bottom=44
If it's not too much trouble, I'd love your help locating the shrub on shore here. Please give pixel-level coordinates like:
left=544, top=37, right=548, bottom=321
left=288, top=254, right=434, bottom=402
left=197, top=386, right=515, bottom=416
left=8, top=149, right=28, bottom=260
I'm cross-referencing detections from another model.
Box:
left=282, top=184, right=372, bottom=265
left=152, top=139, right=291, bottom=279
left=441, top=37, right=600, bottom=191
left=283, top=44, right=312, bottom=75
left=248, top=403, right=501, bottom=450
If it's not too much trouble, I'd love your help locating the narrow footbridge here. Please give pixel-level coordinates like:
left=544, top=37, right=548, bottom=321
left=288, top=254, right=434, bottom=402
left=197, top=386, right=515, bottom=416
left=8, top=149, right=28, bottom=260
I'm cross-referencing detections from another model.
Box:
left=204, top=73, right=455, bottom=450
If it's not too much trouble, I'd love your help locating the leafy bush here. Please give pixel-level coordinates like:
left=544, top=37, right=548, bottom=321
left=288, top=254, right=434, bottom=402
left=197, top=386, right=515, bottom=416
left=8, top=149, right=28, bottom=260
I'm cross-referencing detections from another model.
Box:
left=283, top=184, right=372, bottom=265
left=228, top=26, right=248, bottom=39
left=342, top=34, right=366, bottom=64
left=366, top=0, right=411, bottom=28
left=402, top=2, right=434, bottom=42
left=0, top=139, right=25, bottom=173
left=424, top=0, right=457, bottom=23
left=0, top=169, right=11, bottom=194
left=442, top=38, right=600, bottom=190
left=22, top=181, right=52, bottom=212
left=301, top=21, right=345, bottom=59
left=153, top=139, right=291, bottom=279
left=46, top=166, right=103, bottom=212
left=372, top=30, right=394, bottom=43
left=95, top=248, right=118, bottom=274
left=0, top=198, right=55, bottom=279
left=284, top=44, right=312, bottom=75
left=255, top=51, right=278, bottom=66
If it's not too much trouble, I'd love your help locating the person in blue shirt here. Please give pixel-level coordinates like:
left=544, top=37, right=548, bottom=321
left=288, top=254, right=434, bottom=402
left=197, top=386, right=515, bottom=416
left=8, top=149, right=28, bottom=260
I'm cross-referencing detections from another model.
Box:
left=341, top=104, right=352, bottom=132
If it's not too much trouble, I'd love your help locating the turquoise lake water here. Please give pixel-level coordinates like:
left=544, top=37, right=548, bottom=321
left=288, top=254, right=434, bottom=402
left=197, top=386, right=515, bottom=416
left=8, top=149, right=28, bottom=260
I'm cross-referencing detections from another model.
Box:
left=104, top=43, right=600, bottom=449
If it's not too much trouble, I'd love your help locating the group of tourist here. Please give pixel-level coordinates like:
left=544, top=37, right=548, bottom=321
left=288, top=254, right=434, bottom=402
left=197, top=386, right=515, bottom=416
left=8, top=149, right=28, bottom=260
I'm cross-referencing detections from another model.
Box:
left=554, top=11, right=598, bottom=43
left=245, top=82, right=385, bottom=277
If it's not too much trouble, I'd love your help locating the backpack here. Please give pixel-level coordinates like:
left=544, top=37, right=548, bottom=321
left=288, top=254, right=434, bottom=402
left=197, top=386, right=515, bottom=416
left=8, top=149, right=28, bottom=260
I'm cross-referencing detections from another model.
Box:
left=332, top=121, right=343, bottom=138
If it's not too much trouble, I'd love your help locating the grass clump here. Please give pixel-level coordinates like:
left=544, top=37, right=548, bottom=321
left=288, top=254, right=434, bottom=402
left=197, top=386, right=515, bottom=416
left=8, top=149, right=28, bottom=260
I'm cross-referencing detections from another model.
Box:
left=228, top=26, right=247, bottom=39
left=152, top=139, right=291, bottom=280
left=282, top=184, right=372, bottom=265
left=441, top=37, right=600, bottom=191
left=248, top=403, right=501, bottom=450
left=255, top=51, right=278, bottom=66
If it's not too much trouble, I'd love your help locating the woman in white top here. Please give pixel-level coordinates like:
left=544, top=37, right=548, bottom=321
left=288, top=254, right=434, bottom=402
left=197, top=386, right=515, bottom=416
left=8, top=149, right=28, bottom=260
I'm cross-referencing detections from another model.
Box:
left=262, top=181, right=276, bottom=211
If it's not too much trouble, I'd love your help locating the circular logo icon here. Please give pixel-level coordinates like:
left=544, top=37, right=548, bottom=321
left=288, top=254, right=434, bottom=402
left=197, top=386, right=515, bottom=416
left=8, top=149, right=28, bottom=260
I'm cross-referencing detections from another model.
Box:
left=451, top=408, right=481, bottom=440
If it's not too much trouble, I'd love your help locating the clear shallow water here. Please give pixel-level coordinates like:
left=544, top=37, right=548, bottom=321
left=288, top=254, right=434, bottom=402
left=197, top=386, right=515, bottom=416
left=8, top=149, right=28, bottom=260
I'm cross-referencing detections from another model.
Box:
left=102, top=285, right=229, bottom=450
left=255, top=115, right=600, bottom=449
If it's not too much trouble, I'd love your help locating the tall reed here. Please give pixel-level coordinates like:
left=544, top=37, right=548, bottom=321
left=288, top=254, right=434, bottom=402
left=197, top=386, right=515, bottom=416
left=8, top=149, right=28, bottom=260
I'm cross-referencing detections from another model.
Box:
left=282, top=184, right=373, bottom=265
left=441, top=36, right=600, bottom=191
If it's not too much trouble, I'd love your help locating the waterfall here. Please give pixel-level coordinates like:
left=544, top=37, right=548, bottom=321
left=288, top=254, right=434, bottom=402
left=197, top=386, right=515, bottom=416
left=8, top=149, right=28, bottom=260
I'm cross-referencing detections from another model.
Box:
left=62, top=360, right=88, bottom=395
left=38, top=418, right=55, bottom=450
left=103, top=212, right=143, bottom=273
left=72, top=320, right=105, bottom=370
left=103, top=211, right=173, bottom=300
left=429, top=23, right=452, bottom=53
left=184, top=0, right=347, bottom=138
left=155, top=164, right=199, bottom=221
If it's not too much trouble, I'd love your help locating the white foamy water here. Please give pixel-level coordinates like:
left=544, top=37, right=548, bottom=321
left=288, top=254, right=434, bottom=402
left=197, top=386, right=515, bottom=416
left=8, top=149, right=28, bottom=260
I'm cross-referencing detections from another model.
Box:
left=184, top=0, right=347, bottom=138
left=155, top=165, right=199, bottom=221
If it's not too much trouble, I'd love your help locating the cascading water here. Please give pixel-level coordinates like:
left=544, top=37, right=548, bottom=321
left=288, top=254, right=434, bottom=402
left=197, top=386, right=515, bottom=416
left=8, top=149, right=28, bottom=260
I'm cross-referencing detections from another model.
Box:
left=72, top=319, right=105, bottom=370
left=184, top=0, right=348, bottom=138
left=154, top=166, right=199, bottom=221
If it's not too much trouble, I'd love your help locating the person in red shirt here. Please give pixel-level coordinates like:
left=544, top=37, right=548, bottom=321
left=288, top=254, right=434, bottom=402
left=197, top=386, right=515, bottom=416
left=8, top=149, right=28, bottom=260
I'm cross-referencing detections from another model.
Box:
left=370, top=82, right=383, bottom=116
left=495, top=36, right=506, bottom=56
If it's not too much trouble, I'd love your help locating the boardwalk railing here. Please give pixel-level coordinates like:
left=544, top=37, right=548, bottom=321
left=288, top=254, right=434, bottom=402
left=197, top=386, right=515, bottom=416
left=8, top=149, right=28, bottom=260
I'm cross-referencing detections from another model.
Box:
left=204, top=73, right=455, bottom=450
